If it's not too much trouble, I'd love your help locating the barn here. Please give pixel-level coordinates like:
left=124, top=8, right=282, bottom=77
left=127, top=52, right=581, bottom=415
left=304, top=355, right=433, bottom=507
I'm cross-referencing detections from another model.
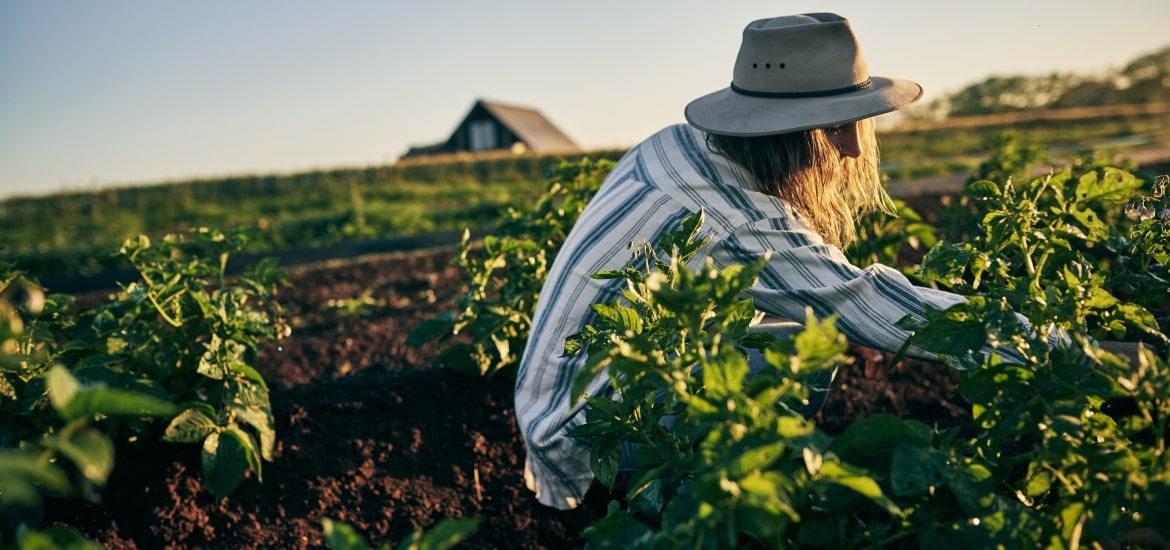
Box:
left=401, top=99, right=581, bottom=159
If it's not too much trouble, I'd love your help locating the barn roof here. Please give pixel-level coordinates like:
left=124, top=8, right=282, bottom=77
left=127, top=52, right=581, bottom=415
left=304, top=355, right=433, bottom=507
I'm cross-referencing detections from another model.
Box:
left=475, top=100, right=581, bottom=153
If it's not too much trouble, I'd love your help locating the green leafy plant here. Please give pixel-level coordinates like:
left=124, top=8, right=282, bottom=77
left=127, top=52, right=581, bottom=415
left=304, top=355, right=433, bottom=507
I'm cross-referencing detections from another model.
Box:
left=1115, top=174, right=1170, bottom=332
left=916, top=165, right=1162, bottom=345
left=1, top=269, right=176, bottom=545
left=5, top=227, right=290, bottom=501
left=570, top=203, right=1170, bottom=547
left=846, top=196, right=937, bottom=272
left=321, top=517, right=480, bottom=550
left=408, top=158, right=614, bottom=378
left=567, top=212, right=1008, bottom=547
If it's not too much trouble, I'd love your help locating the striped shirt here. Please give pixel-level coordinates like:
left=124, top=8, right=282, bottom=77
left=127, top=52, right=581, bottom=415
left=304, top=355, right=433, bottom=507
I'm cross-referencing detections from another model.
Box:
left=515, top=123, right=1032, bottom=510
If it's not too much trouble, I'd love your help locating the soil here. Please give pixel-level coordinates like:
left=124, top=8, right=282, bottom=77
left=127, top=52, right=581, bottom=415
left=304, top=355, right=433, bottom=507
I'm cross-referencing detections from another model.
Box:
left=41, top=245, right=972, bottom=549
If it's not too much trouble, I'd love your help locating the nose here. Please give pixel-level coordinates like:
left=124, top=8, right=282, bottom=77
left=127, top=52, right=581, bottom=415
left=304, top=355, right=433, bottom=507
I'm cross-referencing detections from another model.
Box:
left=827, top=122, right=862, bottom=159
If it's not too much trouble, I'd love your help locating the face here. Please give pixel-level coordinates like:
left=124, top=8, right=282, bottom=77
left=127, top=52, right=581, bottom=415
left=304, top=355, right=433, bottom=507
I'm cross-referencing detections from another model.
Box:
left=825, top=122, right=862, bottom=159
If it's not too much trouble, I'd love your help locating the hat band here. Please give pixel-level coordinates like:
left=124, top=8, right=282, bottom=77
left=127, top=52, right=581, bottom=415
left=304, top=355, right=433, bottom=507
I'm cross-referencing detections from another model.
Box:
left=730, top=78, right=872, bottom=99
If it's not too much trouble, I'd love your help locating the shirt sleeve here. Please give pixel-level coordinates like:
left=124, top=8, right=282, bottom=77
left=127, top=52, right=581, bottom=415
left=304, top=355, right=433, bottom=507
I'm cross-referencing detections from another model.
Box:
left=709, top=216, right=1031, bottom=365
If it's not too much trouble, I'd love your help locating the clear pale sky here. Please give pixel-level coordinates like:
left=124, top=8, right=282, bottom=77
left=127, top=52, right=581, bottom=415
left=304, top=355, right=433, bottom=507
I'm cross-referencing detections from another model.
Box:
left=2, top=1, right=1168, bottom=199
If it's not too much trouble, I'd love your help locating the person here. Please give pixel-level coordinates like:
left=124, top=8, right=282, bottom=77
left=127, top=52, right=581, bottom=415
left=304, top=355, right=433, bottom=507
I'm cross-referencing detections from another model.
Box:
left=513, top=12, right=1081, bottom=511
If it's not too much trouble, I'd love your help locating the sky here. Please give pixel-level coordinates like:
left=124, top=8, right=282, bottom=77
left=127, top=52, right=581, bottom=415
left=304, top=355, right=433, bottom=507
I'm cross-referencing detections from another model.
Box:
left=1, top=1, right=1168, bottom=200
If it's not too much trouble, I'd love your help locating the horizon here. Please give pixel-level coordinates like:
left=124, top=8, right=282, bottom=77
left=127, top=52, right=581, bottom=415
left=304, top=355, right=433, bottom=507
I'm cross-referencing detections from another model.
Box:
left=2, top=1, right=1168, bottom=200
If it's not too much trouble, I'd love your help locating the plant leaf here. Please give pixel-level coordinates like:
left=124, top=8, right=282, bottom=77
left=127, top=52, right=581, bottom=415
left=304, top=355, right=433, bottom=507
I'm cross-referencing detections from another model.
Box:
left=202, top=429, right=249, bottom=498
left=164, top=406, right=221, bottom=443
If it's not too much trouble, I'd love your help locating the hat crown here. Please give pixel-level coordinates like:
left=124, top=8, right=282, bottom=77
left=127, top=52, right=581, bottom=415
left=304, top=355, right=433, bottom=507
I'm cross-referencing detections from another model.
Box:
left=732, top=13, right=870, bottom=96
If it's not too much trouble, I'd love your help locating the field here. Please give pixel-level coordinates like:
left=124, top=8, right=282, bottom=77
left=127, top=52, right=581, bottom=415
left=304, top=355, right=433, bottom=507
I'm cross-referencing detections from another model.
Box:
left=3, top=103, right=1166, bottom=282
left=42, top=246, right=968, bottom=549
left=5, top=109, right=1170, bottom=547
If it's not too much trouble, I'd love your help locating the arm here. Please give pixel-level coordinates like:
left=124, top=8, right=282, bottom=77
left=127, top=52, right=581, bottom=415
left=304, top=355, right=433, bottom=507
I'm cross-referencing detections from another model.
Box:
left=711, top=218, right=1029, bottom=364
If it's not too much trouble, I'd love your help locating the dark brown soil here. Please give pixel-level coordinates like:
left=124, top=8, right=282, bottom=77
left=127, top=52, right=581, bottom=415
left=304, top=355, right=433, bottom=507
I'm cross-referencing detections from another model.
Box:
left=42, top=246, right=970, bottom=549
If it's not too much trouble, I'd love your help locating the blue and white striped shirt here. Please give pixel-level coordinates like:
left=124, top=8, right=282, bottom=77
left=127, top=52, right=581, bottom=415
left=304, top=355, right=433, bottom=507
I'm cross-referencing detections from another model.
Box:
left=515, top=123, right=1026, bottom=509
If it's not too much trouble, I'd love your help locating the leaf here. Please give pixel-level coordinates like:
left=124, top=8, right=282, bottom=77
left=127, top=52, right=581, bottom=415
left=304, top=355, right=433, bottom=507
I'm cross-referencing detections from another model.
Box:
left=225, top=424, right=263, bottom=482
left=722, top=299, right=756, bottom=343
left=703, top=352, right=748, bottom=396
left=727, top=440, right=787, bottom=478
left=44, top=427, right=115, bottom=485
left=965, top=180, right=1002, bottom=199
left=776, top=416, right=815, bottom=439
left=202, top=429, right=250, bottom=498
left=14, top=524, right=104, bottom=549
left=320, top=518, right=370, bottom=550
left=0, top=376, right=14, bottom=400
left=58, top=386, right=178, bottom=423
left=590, top=440, right=621, bottom=489
left=45, top=365, right=81, bottom=414
left=164, top=406, right=221, bottom=443
left=1075, top=167, right=1140, bottom=203
left=223, top=379, right=275, bottom=461
left=0, top=450, right=73, bottom=497
left=232, top=404, right=276, bottom=462
left=1024, top=465, right=1053, bottom=499
left=197, top=335, right=243, bottom=380
left=406, top=311, right=456, bottom=347
left=1060, top=502, right=1087, bottom=541
left=399, top=517, right=482, bottom=550
left=944, top=461, right=995, bottom=514
left=890, top=445, right=947, bottom=497
left=834, top=414, right=932, bottom=460
left=591, top=303, right=643, bottom=333
left=819, top=461, right=902, bottom=517
left=910, top=317, right=988, bottom=362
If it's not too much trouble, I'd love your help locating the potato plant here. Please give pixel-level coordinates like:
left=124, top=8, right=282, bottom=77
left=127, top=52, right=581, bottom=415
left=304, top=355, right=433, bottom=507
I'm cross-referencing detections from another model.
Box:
left=408, top=158, right=613, bottom=378
left=570, top=207, right=1169, bottom=547
left=0, top=226, right=289, bottom=543
left=1, top=270, right=177, bottom=546
left=917, top=165, right=1165, bottom=347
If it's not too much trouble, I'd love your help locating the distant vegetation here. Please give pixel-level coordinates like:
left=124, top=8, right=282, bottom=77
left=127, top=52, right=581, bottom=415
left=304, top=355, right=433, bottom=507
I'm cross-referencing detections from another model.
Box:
left=0, top=151, right=627, bottom=279
left=906, top=44, right=1170, bottom=119
left=883, top=43, right=1170, bottom=179
left=1, top=44, right=1167, bottom=282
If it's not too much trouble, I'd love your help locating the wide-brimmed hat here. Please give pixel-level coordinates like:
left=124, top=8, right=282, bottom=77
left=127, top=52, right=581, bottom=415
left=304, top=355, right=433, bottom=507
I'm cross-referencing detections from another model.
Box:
left=685, top=13, right=923, bottom=136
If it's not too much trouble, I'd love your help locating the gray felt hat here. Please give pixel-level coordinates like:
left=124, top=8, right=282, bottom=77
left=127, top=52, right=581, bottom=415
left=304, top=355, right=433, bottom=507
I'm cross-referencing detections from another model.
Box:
left=685, top=13, right=924, bottom=136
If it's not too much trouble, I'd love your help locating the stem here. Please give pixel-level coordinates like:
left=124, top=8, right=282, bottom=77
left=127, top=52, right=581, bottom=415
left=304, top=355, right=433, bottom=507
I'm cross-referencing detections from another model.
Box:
left=148, top=290, right=184, bottom=328
left=1020, top=235, right=1037, bottom=278
left=1031, top=249, right=1053, bottom=289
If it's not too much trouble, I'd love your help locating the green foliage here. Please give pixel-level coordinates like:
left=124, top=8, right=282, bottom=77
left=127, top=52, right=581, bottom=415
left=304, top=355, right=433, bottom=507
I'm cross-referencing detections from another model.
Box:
left=321, top=517, right=480, bottom=550
left=1, top=151, right=628, bottom=281
left=1, top=271, right=174, bottom=545
left=1, top=225, right=289, bottom=534
left=846, top=196, right=937, bottom=272
left=918, top=158, right=1166, bottom=345
left=407, top=158, right=614, bottom=379
left=913, top=44, right=1169, bottom=117
left=570, top=203, right=1170, bottom=547
left=1116, top=175, right=1170, bottom=325
left=567, top=213, right=997, bottom=547
left=8, top=523, right=103, bottom=550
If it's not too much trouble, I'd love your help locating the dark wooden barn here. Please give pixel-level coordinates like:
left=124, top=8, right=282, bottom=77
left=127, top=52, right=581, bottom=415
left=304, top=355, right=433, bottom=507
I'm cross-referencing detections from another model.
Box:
left=401, top=99, right=581, bottom=159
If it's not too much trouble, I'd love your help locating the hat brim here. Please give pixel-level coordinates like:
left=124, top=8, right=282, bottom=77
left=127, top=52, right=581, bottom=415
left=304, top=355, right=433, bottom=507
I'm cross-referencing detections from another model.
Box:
left=684, top=76, right=923, bottom=136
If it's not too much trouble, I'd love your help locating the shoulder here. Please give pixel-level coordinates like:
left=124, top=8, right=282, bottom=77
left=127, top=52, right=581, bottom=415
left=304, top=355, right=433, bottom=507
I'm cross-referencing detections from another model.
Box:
left=631, top=123, right=706, bottom=150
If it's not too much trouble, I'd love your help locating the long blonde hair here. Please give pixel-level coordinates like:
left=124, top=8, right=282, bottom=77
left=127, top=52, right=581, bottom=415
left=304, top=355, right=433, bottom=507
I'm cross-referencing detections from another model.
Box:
left=705, top=118, right=892, bottom=248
